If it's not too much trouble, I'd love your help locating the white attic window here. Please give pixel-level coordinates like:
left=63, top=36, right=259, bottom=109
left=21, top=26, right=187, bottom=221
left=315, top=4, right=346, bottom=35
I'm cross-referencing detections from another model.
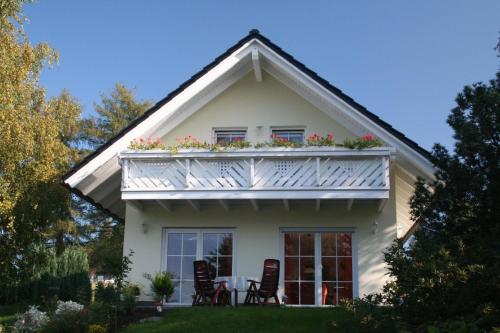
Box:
left=271, top=128, right=305, bottom=144
left=213, top=128, right=247, bottom=145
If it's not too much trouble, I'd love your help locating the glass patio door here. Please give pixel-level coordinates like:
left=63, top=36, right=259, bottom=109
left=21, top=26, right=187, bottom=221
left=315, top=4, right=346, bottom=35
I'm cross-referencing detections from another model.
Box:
left=164, top=229, right=234, bottom=305
left=283, top=231, right=353, bottom=305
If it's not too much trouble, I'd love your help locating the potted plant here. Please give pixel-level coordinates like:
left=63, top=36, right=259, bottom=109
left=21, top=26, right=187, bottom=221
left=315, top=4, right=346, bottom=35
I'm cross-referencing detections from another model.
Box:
left=144, top=272, right=175, bottom=313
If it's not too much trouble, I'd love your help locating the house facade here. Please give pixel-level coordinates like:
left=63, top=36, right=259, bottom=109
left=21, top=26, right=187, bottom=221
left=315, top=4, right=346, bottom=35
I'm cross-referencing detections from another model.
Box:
left=63, top=30, right=434, bottom=306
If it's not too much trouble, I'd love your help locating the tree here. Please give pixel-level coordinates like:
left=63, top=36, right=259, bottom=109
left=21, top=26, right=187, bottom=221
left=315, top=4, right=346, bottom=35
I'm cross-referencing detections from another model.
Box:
left=82, top=83, right=153, bottom=148
left=77, top=84, right=152, bottom=273
left=382, top=69, right=500, bottom=329
left=0, top=0, right=83, bottom=302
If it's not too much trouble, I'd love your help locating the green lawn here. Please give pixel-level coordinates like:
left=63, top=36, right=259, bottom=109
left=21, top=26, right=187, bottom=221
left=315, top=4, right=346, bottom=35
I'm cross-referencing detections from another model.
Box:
left=121, top=307, right=350, bottom=333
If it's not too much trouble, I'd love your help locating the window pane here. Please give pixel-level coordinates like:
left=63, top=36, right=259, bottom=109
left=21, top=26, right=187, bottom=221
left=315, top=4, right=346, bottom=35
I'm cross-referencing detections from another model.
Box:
left=284, top=257, right=299, bottom=281
left=300, top=233, right=314, bottom=256
left=204, top=256, right=217, bottom=278
left=321, top=233, right=336, bottom=256
left=180, top=281, right=195, bottom=304
left=170, top=284, right=180, bottom=303
left=167, top=233, right=182, bottom=255
left=338, top=282, right=353, bottom=302
left=300, top=258, right=315, bottom=281
left=218, top=256, right=232, bottom=277
left=183, top=233, right=197, bottom=255
left=203, top=234, right=218, bottom=256
left=285, top=282, right=299, bottom=305
left=284, top=233, right=299, bottom=256
left=218, top=234, right=233, bottom=255
left=272, top=130, right=304, bottom=144
left=300, top=282, right=315, bottom=305
left=322, top=282, right=337, bottom=305
left=322, top=258, right=337, bottom=281
left=337, top=233, right=352, bottom=256
left=166, top=256, right=181, bottom=279
left=215, top=131, right=246, bottom=145
left=181, top=256, right=195, bottom=280
left=338, top=257, right=352, bottom=281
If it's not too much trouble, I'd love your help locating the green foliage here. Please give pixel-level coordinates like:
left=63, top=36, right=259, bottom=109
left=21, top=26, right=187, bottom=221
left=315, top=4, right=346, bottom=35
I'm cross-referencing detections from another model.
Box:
left=88, top=324, right=107, bottom=333
left=143, top=272, right=174, bottom=302
left=41, top=310, right=88, bottom=333
left=377, top=70, right=500, bottom=330
left=94, top=283, right=118, bottom=305
left=27, top=246, right=91, bottom=305
left=121, top=284, right=140, bottom=315
left=82, top=83, right=153, bottom=148
left=87, top=302, right=113, bottom=330
left=86, top=224, right=125, bottom=279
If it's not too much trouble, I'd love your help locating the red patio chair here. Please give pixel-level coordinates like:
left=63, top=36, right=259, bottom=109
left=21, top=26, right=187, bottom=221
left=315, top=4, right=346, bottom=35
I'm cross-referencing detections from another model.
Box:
left=244, top=259, right=280, bottom=305
left=192, top=260, right=231, bottom=306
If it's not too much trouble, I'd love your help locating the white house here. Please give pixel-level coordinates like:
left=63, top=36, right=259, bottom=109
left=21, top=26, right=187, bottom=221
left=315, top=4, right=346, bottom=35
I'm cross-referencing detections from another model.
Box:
left=63, top=30, right=434, bottom=306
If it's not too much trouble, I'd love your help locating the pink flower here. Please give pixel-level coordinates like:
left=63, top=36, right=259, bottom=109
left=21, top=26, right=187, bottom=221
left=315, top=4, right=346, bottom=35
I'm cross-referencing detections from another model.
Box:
left=362, top=135, right=375, bottom=141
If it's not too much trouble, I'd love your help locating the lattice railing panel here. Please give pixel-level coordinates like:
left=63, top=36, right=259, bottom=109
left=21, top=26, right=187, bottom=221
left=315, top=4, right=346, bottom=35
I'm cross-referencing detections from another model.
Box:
left=254, top=158, right=317, bottom=188
left=319, top=158, right=387, bottom=189
left=187, top=159, right=250, bottom=189
left=125, top=159, right=186, bottom=190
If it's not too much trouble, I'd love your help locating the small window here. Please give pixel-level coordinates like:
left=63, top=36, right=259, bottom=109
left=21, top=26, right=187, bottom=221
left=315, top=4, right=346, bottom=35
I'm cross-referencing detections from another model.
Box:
left=214, top=129, right=246, bottom=145
left=272, top=129, right=304, bottom=144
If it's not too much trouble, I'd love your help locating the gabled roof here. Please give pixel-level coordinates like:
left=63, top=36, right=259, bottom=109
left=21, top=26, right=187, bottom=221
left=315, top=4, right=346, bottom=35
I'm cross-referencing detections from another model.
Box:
left=64, top=29, right=430, bottom=182
left=62, top=29, right=434, bottom=221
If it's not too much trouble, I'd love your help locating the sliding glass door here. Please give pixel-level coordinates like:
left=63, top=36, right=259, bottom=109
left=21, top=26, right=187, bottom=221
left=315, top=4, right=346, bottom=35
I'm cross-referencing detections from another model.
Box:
left=283, top=230, right=354, bottom=306
left=163, top=229, right=234, bottom=305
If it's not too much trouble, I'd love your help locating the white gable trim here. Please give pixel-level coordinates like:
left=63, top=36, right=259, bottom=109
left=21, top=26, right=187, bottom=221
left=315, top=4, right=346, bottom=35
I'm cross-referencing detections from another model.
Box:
left=65, top=41, right=255, bottom=188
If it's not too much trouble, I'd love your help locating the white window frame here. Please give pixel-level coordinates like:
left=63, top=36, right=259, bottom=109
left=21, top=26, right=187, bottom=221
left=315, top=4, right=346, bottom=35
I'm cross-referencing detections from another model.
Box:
left=161, top=228, right=237, bottom=306
left=212, top=127, right=247, bottom=145
left=271, top=126, right=305, bottom=144
left=279, top=227, right=358, bottom=306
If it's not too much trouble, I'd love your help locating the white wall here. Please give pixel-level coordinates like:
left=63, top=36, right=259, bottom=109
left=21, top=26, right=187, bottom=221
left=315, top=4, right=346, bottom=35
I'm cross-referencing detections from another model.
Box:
left=162, top=71, right=355, bottom=145
left=123, top=172, right=398, bottom=301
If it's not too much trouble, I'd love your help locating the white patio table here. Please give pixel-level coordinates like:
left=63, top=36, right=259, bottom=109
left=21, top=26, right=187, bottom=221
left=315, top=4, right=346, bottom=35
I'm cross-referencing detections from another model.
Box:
left=215, top=276, right=258, bottom=306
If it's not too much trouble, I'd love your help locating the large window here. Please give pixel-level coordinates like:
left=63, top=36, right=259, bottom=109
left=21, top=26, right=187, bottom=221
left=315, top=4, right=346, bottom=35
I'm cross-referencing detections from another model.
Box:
left=272, top=129, right=304, bottom=144
left=163, top=229, right=234, bottom=305
left=282, top=230, right=354, bottom=306
left=214, top=129, right=246, bottom=145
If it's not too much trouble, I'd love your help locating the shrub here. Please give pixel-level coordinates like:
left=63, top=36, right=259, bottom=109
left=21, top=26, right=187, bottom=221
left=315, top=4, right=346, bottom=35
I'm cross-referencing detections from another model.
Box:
left=28, top=246, right=91, bottom=305
left=143, top=272, right=174, bottom=302
left=87, top=302, right=113, bottom=329
left=120, top=284, right=140, bottom=315
left=13, top=306, right=49, bottom=333
left=41, top=301, right=88, bottom=333
left=94, top=283, right=118, bottom=304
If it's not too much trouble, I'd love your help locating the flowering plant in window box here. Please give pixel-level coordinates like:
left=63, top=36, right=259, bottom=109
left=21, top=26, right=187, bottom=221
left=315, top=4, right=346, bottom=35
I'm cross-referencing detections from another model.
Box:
left=129, top=137, right=165, bottom=150
left=219, top=137, right=252, bottom=149
left=342, top=135, right=383, bottom=149
left=306, top=132, right=335, bottom=146
left=255, top=134, right=303, bottom=148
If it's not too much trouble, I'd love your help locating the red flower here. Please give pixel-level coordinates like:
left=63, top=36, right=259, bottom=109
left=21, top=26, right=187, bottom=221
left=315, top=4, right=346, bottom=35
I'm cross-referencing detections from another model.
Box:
left=362, top=135, right=375, bottom=141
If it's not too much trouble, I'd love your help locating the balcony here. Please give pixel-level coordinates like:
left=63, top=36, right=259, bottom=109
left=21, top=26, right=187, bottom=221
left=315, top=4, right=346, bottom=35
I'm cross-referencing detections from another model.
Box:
left=119, top=147, right=391, bottom=203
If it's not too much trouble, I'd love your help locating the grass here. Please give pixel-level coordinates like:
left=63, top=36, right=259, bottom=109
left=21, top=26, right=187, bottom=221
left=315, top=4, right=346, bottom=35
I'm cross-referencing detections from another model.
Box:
left=121, top=307, right=350, bottom=333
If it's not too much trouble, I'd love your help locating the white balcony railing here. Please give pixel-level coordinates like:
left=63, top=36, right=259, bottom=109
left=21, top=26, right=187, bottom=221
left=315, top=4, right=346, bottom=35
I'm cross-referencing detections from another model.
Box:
left=119, top=148, right=391, bottom=200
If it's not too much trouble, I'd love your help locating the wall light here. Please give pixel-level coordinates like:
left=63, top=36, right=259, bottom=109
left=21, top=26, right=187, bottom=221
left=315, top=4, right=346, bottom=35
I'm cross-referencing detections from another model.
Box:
left=142, top=223, right=149, bottom=234
left=372, top=220, right=379, bottom=235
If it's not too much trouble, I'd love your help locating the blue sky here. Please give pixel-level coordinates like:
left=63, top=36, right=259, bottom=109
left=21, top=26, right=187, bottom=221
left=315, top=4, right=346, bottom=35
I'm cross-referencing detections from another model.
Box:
left=24, top=0, right=500, bottom=150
